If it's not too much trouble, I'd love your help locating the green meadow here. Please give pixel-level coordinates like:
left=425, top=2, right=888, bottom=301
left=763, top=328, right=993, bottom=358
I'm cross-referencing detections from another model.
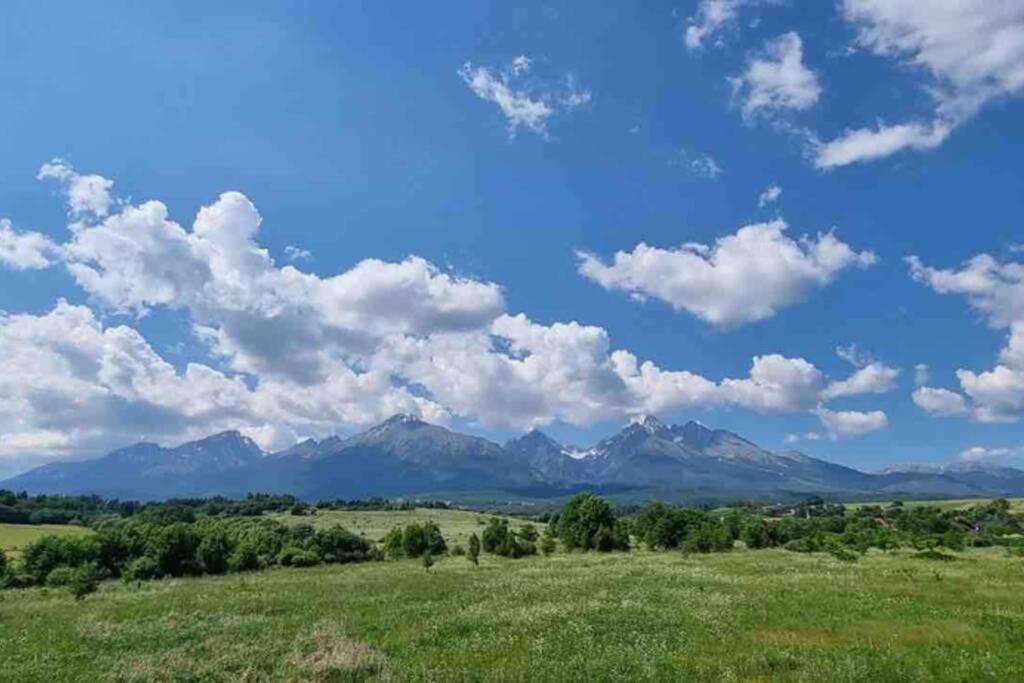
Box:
left=3, top=508, right=1024, bottom=682
left=269, top=507, right=521, bottom=548
left=0, top=522, right=92, bottom=559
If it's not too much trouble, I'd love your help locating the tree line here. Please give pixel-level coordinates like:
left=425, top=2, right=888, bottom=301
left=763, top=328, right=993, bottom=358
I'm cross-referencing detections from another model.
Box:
left=3, top=492, right=1023, bottom=599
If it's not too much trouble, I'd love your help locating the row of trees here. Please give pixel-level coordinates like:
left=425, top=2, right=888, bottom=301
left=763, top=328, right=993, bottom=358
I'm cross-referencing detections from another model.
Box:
left=0, top=490, right=455, bottom=527
left=1, top=516, right=376, bottom=596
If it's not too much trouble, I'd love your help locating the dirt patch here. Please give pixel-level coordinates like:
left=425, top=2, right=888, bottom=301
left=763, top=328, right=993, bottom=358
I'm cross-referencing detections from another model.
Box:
left=288, top=622, right=387, bottom=682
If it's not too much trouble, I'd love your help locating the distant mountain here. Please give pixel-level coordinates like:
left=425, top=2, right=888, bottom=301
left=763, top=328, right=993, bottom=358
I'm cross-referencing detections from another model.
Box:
left=3, top=431, right=263, bottom=499
left=5, top=414, right=1024, bottom=503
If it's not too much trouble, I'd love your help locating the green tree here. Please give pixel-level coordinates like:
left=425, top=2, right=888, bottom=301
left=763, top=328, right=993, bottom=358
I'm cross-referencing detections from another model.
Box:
left=467, top=533, right=480, bottom=566
left=145, top=523, right=200, bottom=577
left=68, top=562, right=101, bottom=600
left=197, top=530, right=232, bottom=574
left=539, top=530, right=556, bottom=557
left=557, top=493, right=626, bottom=551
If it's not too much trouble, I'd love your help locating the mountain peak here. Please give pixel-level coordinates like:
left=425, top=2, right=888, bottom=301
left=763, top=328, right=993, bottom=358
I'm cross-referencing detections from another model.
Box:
left=377, top=413, right=425, bottom=429
left=630, top=414, right=667, bottom=434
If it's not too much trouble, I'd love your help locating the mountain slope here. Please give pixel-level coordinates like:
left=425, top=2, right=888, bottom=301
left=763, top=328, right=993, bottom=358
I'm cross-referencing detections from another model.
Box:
left=3, top=431, right=264, bottom=499
left=5, top=414, right=1024, bottom=502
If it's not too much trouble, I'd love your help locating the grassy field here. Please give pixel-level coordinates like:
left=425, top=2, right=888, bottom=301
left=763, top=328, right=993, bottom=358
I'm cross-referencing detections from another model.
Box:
left=0, top=522, right=92, bottom=560
left=269, top=507, right=524, bottom=547
left=3, top=546, right=1024, bottom=680
left=844, top=497, right=1024, bottom=513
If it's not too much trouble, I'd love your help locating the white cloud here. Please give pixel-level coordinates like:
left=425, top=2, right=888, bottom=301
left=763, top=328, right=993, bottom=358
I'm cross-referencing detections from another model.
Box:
left=577, top=218, right=876, bottom=326
left=914, top=363, right=930, bottom=386
left=458, top=57, right=590, bottom=137
left=284, top=245, right=312, bottom=262
left=836, top=343, right=872, bottom=367
left=785, top=431, right=822, bottom=444
left=37, top=158, right=116, bottom=219
left=0, top=162, right=894, bottom=460
left=0, top=219, right=61, bottom=270
left=731, top=33, right=821, bottom=117
left=909, top=253, right=1024, bottom=422
left=814, top=121, right=951, bottom=169
left=912, top=386, right=970, bottom=417
left=758, top=184, right=782, bottom=207
left=817, top=1, right=1024, bottom=167
left=685, top=0, right=750, bottom=50
left=669, top=149, right=724, bottom=180
left=814, top=405, right=888, bottom=439
left=958, top=445, right=1024, bottom=465
left=821, top=361, right=900, bottom=400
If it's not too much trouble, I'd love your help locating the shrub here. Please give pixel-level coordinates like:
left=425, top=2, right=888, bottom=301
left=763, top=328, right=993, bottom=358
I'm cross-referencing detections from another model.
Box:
left=467, top=533, right=480, bottom=566
left=539, top=530, right=556, bottom=557
left=228, top=541, right=262, bottom=572
left=22, top=535, right=100, bottom=583
left=288, top=550, right=321, bottom=568
left=422, top=552, right=434, bottom=571
left=450, top=544, right=466, bottom=556
left=145, top=523, right=200, bottom=577
left=45, top=565, right=77, bottom=588
left=682, top=523, right=733, bottom=554
left=314, top=525, right=374, bottom=563
left=122, top=556, right=160, bottom=583
left=68, top=562, right=101, bottom=600
left=197, top=531, right=232, bottom=575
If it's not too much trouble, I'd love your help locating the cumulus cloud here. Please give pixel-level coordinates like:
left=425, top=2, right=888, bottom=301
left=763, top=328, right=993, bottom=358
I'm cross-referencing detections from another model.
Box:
left=958, top=445, right=1024, bottom=465
left=0, top=162, right=893, bottom=461
left=816, top=1, right=1024, bottom=167
left=912, top=386, right=970, bottom=417
left=458, top=56, right=590, bottom=137
left=577, top=218, right=876, bottom=326
left=814, top=405, right=888, bottom=439
left=731, top=33, right=821, bottom=118
left=37, top=158, right=116, bottom=219
left=686, top=0, right=763, bottom=50
left=909, top=253, right=1024, bottom=422
left=821, top=361, right=900, bottom=400
left=758, top=184, right=782, bottom=207
left=0, top=219, right=61, bottom=270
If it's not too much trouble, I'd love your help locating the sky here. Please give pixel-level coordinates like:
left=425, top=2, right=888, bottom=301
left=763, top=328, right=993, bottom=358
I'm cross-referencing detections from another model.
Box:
left=2, top=0, right=1024, bottom=478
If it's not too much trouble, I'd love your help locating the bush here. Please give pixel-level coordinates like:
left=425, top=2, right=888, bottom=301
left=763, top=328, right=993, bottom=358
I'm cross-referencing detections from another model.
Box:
left=539, top=530, right=556, bottom=557
left=682, top=523, right=733, bottom=554
left=197, top=531, right=232, bottom=574
left=0, top=550, right=7, bottom=585
left=122, top=556, right=160, bottom=583
left=314, top=525, right=374, bottom=563
left=68, top=562, right=101, bottom=600
left=228, top=541, right=263, bottom=572
left=145, top=523, right=200, bottom=577
left=467, top=533, right=480, bottom=566
left=22, top=535, right=100, bottom=583
left=287, top=550, right=321, bottom=568
left=396, top=522, right=446, bottom=558
left=45, top=565, right=77, bottom=587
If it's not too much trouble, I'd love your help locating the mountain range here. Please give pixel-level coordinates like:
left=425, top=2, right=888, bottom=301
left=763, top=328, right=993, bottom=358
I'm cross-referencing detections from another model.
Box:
left=4, top=414, right=1024, bottom=504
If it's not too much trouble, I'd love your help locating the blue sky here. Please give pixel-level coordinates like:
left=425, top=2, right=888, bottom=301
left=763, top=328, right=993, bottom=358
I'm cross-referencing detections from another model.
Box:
left=2, top=0, right=1024, bottom=477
